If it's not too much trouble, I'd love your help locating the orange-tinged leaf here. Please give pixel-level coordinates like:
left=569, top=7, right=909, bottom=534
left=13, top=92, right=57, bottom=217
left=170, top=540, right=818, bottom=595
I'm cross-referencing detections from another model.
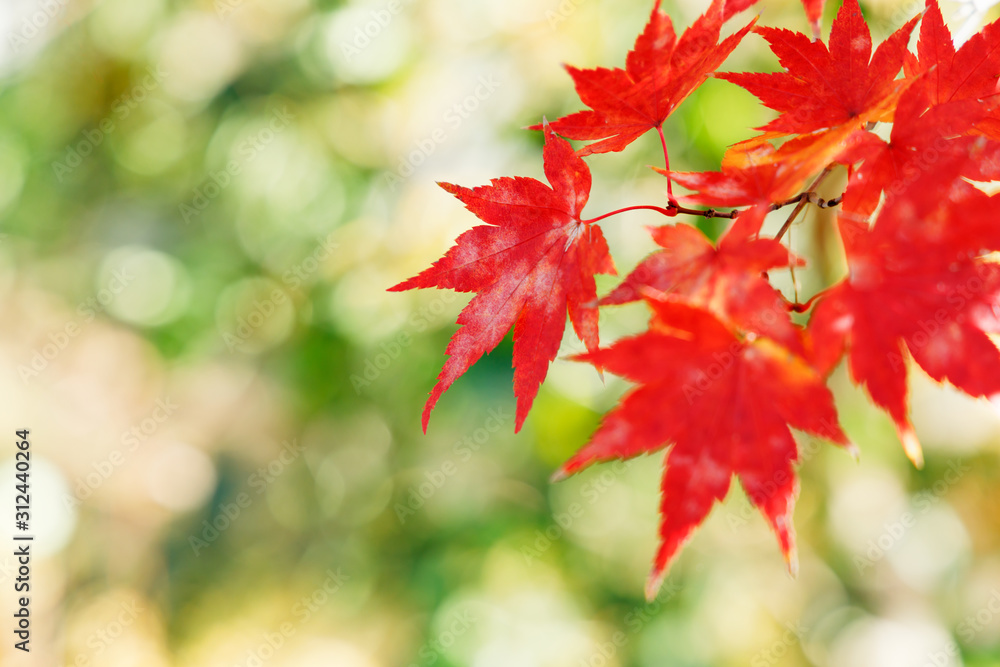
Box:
left=720, top=124, right=860, bottom=180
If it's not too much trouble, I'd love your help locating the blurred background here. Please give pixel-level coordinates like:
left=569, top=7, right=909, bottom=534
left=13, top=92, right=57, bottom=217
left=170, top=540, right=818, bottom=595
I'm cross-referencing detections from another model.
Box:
left=2, top=0, right=1000, bottom=665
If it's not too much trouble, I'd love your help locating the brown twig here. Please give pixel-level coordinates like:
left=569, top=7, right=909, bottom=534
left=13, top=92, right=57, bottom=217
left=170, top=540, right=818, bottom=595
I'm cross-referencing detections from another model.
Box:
left=670, top=190, right=842, bottom=221
left=582, top=173, right=844, bottom=227
left=774, top=166, right=835, bottom=243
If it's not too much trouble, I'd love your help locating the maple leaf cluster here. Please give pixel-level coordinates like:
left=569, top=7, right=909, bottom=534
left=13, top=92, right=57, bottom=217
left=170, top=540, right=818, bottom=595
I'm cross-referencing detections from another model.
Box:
left=390, top=0, right=1000, bottom=599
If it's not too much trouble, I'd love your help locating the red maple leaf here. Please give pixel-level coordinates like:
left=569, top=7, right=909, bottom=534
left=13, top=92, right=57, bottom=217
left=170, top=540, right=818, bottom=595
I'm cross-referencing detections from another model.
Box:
left=840, top=87, right=990, bottom=218
left=600, top=210, right=804, bottom=352
left=723, top=0, right=759, bottom=21
left=558, top=293, right=852, bottom=599
left=808, top=178, right=1000, bottom=467
left=717, top=0, right=918, bottom=138
left=802, top=0, right=826, bottom=38
left=907, top=0, right=1000, bottom=107
left=532, top=0, right=755, bottom=155
left=668, top=143, right=814, bottom=209
left=389, top=124, right=615, bottom=432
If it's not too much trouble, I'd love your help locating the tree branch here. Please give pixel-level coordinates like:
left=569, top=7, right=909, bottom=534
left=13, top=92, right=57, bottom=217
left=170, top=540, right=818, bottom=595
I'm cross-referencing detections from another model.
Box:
left=582, top=185, right=843, bottom=227
left=669, top=190, right=842, bottom=221
left=774, top=166, right=835, bottom=243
